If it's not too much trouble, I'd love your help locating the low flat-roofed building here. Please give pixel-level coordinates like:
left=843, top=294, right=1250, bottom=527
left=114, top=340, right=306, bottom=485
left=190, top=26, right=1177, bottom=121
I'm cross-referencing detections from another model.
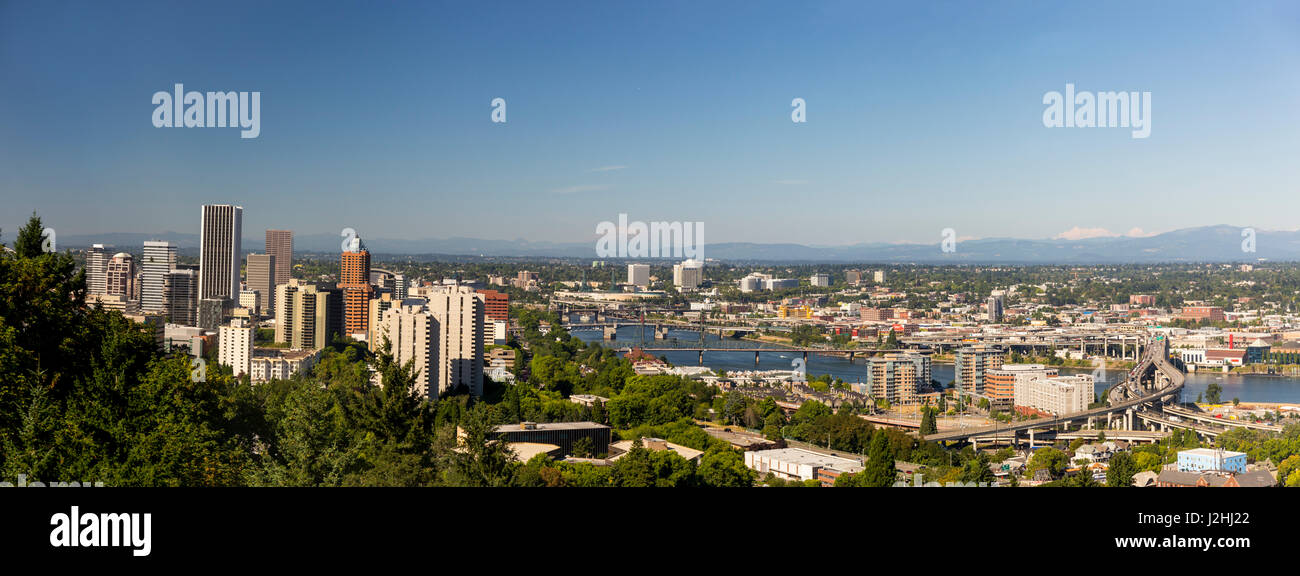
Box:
left=249, top=347, right=321, bottom=383
left=744, top=447, right=863, bottom=484
left=492, top=421, right=612, bottom=458
left=704, top=427, right=780, bottom=451
left=1155, top=469, right=1276, bottom=487
left=609, top=438, right=704, bottom=463
left=569, top=394, right=609, bottom=407
left=1177, top=448, right=1247, bottom=473
left=506, top=442, right=563, bottom=463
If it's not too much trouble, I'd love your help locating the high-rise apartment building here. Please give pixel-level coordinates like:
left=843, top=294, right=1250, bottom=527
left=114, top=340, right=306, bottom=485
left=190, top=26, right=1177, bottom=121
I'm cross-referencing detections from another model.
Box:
left=339, top=239, right=373, bottom=338
left=275, top=279, right=343, bottom=350
left=219, top=317, right=253, bottom=378
left=86, top=244, right=109, bottom=295
left=954, top=344, right=1005, bottom=397
left=865, top=352, right=932, bottom=405
left=140, top=241, right=176, bottom=314
left=165, top=267, right=199, bottom=326
left=265, top=229, right=293, bottom=286
left=378, top=300, right=440, bottom=399
left=245, top=253, right=275, bottom=317
left=199, top=204, right=243, bottom=302
left=412, top=285, right=484, bottom=397
left=986, top=293, right=1004, bottom=323
left=367, top=292, right=399, bottom=346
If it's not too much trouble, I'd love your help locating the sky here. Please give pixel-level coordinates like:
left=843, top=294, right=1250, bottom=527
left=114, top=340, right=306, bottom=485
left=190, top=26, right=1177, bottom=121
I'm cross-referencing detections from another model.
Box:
left=1, top=0, right=1298, bottom=247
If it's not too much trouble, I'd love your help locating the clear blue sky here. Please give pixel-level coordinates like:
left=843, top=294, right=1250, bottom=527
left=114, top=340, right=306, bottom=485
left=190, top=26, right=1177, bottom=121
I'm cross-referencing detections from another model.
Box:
left=2, top=0, right=1298, bottom=246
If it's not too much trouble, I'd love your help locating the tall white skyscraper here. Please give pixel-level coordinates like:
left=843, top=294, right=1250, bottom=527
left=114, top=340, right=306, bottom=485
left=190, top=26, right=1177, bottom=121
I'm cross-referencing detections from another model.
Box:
left=199, top=204, right=243, bottom=302
left=141, top=241, right=176, bottom=313
left=86, top=244, right=108, bottom=295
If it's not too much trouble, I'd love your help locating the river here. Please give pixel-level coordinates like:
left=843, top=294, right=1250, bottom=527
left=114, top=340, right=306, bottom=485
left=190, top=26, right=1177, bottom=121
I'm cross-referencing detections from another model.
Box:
left=568, top=324, right=1300, bottom=404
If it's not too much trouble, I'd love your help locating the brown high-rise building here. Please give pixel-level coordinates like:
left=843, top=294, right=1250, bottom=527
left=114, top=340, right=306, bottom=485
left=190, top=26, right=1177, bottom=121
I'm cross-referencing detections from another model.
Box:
left=245, top=253, right=276, bottom=317
left=476, top=289, right=508, bottom=322
left=339, top=239, right=373, bottom=338
left=265, top=229, right=293, bottom=286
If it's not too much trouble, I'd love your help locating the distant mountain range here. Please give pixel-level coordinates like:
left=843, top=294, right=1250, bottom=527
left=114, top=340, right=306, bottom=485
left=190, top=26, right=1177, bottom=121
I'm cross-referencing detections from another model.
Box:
left=55, top=225, right=1296, bottom=264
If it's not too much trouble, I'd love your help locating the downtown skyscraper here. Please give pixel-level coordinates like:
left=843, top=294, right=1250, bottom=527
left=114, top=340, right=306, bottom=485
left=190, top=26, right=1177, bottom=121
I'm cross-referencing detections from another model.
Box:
left=199, top=204, right=243, bottom=301
left=140, top=241, right=176, bottom=314
left=265, top=229, right=293, bottom=286
left=339, top=236, right=372, bottom=338
left=245, top=253, right=276, bottom=317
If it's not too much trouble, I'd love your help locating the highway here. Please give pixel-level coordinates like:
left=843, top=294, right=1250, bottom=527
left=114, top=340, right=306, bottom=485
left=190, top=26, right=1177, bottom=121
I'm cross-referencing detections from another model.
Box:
left=922, top=338, right=1185, bottom=443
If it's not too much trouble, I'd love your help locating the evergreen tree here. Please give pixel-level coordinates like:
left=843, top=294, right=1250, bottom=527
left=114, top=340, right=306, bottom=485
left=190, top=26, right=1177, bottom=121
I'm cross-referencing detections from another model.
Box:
left=860, top=432, right=897, bottom=487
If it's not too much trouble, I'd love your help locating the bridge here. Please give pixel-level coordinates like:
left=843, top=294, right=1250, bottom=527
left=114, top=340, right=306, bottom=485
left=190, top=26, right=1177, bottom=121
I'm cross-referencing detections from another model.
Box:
left=922, top=338, right=1185, bottom=444
left=618, top=344, right=898, bottom=366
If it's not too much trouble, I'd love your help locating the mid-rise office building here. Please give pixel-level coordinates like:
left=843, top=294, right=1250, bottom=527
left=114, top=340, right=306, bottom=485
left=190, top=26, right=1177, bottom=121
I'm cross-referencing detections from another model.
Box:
left=219, top=317, right=253, bottom=378
left=238, top=290, right=260, bottom=314
left=140, top=241, right=175, bottom=313
left=1014, top=374, right=1093, bottom=416
left=986, top=364, right=1058, bottom=412
left=165, top=267, right=199, bottom=326
left=245, top=253, right=275, bottom=317
left=265, top=229, right=293, bottom=286
left=197, top=298, right=227, bottom=331
left=673, top=259, right=704, bottom=290
left=810, top=273, right=830, bottom=287
left=199, top=204, right=243, bottom=302
left=627, top=264, right=650, bottom=288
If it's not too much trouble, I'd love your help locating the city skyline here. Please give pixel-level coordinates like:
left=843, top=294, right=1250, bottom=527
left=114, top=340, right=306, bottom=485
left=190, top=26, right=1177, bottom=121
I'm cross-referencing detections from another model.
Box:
left=3, top=1, right=1299, bottom=247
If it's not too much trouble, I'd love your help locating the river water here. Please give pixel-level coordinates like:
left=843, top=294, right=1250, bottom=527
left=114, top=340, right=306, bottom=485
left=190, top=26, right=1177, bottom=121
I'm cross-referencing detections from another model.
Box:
left=569, top=324, right=1300, bottom=404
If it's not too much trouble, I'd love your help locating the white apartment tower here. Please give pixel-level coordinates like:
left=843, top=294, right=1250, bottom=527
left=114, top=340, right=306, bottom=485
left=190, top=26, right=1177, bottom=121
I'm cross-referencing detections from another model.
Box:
left=219, top=317, right=253, bottom=378
left=379, top=300, right=440, bottom=399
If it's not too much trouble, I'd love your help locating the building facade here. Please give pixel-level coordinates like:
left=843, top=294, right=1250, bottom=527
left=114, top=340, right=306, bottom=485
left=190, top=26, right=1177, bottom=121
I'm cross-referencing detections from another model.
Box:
left=264, top=229, right=293, bottom=286
left=140, top=241, right=175, bottom=314
left=199, top=204, right=243, bottom=302
left=245, top=253, right=275, bottom=317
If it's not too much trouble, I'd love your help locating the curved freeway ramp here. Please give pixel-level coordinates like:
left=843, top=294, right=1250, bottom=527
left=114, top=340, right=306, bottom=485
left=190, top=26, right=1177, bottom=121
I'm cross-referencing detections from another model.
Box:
left=922, top=338, right=1184, bottom=443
